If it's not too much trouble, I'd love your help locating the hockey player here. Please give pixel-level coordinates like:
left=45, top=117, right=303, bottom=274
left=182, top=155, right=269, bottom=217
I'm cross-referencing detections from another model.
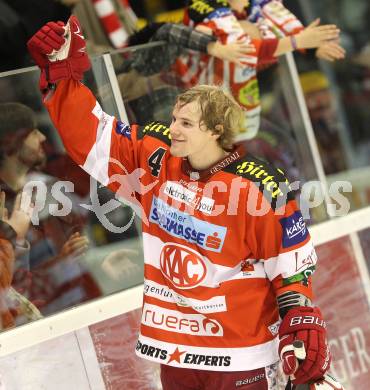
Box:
left=28, top=16, right=334, bottom=390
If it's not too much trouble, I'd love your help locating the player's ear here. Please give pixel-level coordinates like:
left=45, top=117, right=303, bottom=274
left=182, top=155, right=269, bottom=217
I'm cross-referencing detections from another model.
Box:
left=212, top=124, right=224, bottom=140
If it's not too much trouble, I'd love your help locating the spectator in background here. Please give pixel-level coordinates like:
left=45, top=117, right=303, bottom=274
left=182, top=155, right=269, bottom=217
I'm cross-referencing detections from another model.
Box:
left=0, top=191, right=39, bottom=330
left=117, top=22, right=257, bottom=123
left=179, top=0, right=345, bottom=138
left=0, top=102, right=99, bottom=320
left=0, top=103, right=42, bottom=273
left=0, top=0, right=79, bottom=72
left=299, top=71, right=347, bottom=174
left=74, top=0, right=138, bottom=50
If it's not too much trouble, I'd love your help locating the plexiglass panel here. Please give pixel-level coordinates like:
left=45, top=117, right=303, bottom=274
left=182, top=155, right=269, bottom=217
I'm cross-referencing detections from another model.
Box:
left=287, top=0, right=370, bottom=212
left=0, top=57, right=143, bottom=332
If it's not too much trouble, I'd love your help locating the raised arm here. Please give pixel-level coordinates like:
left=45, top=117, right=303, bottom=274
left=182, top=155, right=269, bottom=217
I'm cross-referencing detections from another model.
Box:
left=273, top=19, right=341, bottom=57
left=249, top=1, right=345, bottom=62
left=27, top=16, right=142, bottom=189
left=155, top=23, right=257, bottom=67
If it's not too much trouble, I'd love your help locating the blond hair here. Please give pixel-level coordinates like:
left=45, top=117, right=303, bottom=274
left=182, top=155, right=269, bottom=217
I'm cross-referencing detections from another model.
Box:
left=175, top=85, right=245, bottom=150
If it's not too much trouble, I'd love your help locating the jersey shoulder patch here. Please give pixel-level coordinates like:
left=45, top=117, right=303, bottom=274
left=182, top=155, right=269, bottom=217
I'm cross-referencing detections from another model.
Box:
left=187, top=0, right=229, bottom=23
left=137, top=121, right=171, bottom=146
left=223, top=154, right=294, bottom=209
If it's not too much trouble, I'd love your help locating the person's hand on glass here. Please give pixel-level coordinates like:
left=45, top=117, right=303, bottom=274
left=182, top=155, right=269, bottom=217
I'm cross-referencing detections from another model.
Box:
left=296, top=18, right=340, bottom=50
left=207, top=38, right=257, bottom=66
left=315, top=40, right=346, bottom=61
left=102, top=248, right=140, bottom=280
left=59, top=232, right=89, bottom=262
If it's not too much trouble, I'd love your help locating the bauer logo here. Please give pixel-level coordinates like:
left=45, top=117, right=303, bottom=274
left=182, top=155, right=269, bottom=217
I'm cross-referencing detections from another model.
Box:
left=115, top=121, right=131, bottom=139
left=279, top=211, right=308, bottom=248
left=160, top=243, right=206, bottom=288
left=149, top=197, right=226, bottom=252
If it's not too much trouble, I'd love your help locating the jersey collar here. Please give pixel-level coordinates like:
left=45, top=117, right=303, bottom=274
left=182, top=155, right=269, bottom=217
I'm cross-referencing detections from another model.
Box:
left=181, top=144, right=246, bottom=181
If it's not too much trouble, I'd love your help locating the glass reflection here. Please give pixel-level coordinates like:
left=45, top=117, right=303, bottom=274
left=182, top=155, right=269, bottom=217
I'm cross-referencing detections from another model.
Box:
left=0, top=59, right=143, bottom=331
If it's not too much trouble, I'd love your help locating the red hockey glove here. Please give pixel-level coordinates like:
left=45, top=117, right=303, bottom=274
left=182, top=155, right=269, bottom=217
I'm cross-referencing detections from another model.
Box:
left=27, top=21, right=65, bottom=66
left=278, top=306, right=331, bottom=385
left=27, top=16, right=91, bottom=91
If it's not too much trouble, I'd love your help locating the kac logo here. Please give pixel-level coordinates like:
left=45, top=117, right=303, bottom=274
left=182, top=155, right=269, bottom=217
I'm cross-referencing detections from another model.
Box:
left=279, top=211, right=308, bottom=248
left=160, top=243, right=206, bottom=289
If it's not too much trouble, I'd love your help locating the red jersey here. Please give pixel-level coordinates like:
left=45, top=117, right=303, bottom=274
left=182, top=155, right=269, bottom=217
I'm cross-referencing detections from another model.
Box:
left=255, top=0, right=304, bottom=38
left=45, top=79, right=316, bottom=371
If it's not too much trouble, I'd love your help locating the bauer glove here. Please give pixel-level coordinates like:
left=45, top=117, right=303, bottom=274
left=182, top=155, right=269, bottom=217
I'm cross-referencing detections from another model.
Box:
left=27, top=16, right=90, bottom=91
left=278, top=306, right=331, bottom=385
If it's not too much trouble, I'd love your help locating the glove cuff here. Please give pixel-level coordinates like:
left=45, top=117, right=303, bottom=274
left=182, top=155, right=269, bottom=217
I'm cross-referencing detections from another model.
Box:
left=277, top=291, right=312, bottom=318
left=48, top=55, right=91, bottom=84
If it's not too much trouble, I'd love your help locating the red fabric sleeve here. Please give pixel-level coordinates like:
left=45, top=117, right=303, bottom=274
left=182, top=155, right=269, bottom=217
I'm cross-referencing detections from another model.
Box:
left=44, top=79, right=141, bottom=191
left=0, top=238, right=15, bottom=329
left=257, top=38, right=279, bottom=65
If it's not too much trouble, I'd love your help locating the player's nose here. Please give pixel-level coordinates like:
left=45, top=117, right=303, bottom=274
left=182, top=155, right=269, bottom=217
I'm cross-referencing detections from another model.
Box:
left=169, top=122, right=181, bottom=138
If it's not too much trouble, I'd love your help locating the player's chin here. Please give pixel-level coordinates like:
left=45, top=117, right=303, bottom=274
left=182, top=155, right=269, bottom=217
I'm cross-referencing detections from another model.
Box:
left=170, top=144, right=187, bottom=157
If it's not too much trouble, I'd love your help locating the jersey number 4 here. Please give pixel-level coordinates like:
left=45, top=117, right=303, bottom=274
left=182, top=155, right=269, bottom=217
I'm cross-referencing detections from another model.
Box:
left=148, top=147, right=166, bottom=177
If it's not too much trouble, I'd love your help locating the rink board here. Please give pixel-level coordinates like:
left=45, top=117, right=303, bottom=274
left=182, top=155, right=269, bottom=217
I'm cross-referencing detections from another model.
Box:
left=0, top=218, right=369, bottom=389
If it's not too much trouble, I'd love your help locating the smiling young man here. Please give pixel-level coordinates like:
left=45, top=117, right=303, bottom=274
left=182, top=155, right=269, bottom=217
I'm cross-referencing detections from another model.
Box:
left=27, top=16, right=334, bottom=390
left=169, top=87, right=240, bottom=170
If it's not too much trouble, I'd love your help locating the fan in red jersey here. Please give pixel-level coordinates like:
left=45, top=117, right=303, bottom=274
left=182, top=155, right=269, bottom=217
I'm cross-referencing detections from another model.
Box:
left=179, top=0, right=344, bottom=138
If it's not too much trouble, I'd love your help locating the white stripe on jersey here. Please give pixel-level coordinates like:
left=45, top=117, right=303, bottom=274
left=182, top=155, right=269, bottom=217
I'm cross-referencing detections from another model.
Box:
left=144, top=279, right=228, bottom=313
left=284, top=20, right=302, bottom=32
left=136, top=334, right=279, bottom=371
left=82, top=101, right=114, bottom=185
left=263, top=239, right=317, bottom=281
